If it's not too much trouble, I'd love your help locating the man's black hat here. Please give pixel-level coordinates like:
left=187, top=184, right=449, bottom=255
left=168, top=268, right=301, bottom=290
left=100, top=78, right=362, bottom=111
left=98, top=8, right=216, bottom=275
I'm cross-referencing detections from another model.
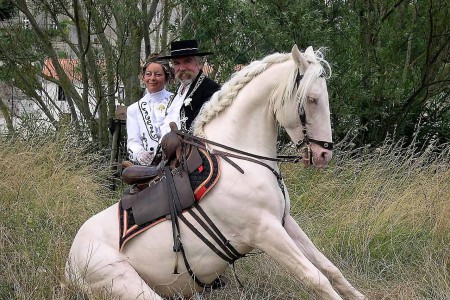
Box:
left=159, top=39, right=213, bottom=59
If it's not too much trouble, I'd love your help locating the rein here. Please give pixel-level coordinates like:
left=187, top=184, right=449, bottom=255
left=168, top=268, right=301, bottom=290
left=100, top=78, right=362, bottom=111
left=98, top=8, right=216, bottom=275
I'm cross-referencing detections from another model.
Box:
left=175, top=130, right=302, bottom=164
left=174, top=129, right=290, bottom=225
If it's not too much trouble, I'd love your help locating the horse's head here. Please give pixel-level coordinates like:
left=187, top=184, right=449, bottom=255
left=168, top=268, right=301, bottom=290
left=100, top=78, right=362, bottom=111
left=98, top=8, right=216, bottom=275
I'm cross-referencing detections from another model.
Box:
left=276, top=45, right=333, bottom=168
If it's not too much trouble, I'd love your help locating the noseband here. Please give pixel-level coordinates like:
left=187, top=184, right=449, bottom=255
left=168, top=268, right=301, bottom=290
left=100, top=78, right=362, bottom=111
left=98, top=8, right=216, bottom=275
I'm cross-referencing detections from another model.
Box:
left=293, top=70, right=334, bottom=164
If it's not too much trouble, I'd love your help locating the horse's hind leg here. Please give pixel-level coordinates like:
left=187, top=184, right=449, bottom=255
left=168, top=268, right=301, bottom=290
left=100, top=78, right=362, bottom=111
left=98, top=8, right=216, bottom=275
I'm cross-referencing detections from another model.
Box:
left=253, top=220, right=343, bottom=300
left=284, top=215, right=367, bottom=300
left=66, top=239, right=164, bottom=300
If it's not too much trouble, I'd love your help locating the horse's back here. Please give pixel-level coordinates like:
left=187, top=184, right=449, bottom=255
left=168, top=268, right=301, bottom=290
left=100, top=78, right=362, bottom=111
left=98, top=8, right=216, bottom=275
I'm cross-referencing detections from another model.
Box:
left=66, top=204, right=119, bottom=270
left=72, top=203, right=119, bottom=244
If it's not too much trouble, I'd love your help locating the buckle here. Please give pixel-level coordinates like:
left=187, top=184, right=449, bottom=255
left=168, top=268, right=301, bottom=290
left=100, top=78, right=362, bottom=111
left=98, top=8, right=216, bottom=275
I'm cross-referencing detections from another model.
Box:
left=300, top=145, right=312, bottom=165
left=149, top=175, right=165, bottom=186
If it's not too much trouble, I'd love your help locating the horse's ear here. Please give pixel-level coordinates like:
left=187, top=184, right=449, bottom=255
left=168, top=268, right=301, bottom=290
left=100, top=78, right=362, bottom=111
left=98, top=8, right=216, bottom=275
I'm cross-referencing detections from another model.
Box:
left=305, top=46, right=315, bottom=57
left=292, top=44, right=309, bottom=72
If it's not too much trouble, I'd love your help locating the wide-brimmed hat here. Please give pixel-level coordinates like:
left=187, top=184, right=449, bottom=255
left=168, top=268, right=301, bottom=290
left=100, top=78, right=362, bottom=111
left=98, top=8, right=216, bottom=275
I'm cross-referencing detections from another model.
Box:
left=159, top=39, right=213, bottom=59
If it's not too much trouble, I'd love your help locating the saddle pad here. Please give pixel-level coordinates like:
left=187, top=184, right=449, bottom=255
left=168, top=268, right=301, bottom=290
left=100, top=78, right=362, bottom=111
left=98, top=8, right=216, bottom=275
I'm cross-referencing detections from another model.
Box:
left=118, top=148, right=220, bottom=250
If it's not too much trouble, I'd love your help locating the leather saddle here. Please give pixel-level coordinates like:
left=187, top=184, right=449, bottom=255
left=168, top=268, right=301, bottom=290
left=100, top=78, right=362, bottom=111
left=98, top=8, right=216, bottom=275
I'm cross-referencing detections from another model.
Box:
left=122, top=122, right=201, bottom=185
left=120, top=122, right=203, bottom=226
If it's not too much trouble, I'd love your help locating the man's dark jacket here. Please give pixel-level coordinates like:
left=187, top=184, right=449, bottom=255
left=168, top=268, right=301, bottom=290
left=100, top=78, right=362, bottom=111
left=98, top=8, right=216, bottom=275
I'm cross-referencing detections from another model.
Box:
left=183, top=70, right=220, bottom=129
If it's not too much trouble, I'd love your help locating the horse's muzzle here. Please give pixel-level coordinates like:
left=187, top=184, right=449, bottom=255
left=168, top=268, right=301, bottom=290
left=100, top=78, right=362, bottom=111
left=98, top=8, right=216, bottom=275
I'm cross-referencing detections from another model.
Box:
left=301, top=144, right=332, bottom=168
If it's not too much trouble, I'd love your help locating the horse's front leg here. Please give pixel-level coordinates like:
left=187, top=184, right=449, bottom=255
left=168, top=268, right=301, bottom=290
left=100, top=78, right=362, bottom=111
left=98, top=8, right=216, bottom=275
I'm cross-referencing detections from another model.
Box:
left=284, top=215, right=367, bottom=300
left=252, top=218, right=343, bottom=300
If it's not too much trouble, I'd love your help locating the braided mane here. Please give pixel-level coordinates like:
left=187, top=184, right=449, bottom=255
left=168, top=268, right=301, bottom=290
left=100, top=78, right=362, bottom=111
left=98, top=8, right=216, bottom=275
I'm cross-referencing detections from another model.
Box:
left=193, top=48, right=331, bottom=137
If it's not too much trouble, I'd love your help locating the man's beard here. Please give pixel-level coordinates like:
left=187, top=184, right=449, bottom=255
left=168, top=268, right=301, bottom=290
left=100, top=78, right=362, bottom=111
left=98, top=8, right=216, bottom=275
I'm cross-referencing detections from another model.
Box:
left=175, top=70, right=196, bottom=86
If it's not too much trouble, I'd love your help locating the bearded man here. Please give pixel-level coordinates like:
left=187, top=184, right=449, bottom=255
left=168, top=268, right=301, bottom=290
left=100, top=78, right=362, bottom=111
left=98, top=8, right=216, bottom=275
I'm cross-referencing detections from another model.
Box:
left=160, top=39, right=220, bottom=134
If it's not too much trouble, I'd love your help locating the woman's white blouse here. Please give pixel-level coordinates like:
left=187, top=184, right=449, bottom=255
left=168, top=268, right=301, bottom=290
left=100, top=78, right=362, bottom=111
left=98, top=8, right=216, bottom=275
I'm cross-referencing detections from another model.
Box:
left=126, top=89, right=173, bottom=162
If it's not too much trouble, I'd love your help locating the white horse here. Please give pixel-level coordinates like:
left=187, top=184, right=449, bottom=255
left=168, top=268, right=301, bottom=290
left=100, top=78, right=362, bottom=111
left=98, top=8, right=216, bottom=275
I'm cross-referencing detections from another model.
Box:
left=66, top=45, right=366, bottom=300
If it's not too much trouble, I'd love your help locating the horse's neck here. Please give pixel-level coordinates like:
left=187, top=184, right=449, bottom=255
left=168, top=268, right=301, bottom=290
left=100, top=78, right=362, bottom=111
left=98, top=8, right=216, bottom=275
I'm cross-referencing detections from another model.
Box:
left=204, top=63, right=288, bottom=157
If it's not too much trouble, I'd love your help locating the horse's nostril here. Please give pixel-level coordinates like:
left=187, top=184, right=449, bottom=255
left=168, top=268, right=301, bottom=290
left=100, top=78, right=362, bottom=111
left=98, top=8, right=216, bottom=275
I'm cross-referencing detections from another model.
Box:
left=324, top=150, right=333, bottom=161
left=319, top=150, right=332, bottom=163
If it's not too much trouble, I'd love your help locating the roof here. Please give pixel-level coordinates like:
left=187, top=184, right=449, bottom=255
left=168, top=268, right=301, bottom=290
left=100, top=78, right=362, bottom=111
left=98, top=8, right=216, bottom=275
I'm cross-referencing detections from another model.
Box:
left=42, top=58, right=81, bottom=81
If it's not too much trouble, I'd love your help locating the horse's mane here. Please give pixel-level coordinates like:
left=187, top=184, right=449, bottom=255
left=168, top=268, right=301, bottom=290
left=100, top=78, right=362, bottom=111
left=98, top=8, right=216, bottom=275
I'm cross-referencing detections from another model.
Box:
left=193, top=48, right=331, bottom=137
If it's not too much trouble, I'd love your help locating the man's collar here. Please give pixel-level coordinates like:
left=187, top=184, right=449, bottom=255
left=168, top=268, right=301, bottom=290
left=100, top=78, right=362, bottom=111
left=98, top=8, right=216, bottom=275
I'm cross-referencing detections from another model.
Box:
left=179, top=82, right=191, bottom=95
left=185, top=70, right=205, bottom=98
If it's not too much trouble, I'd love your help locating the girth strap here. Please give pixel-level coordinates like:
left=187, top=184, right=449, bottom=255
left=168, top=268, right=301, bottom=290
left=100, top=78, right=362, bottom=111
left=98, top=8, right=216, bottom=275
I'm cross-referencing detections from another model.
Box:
left=179, top=213, right=234, bottom=263
left=187, top=206, right=242, bottom=260
left=177, top=205, right=243, bottom=288
left=195, top=205, right=242, bottom=259
left=164, top=166, right=182, bottom=254
left=179, top=136, right=288, bottom=225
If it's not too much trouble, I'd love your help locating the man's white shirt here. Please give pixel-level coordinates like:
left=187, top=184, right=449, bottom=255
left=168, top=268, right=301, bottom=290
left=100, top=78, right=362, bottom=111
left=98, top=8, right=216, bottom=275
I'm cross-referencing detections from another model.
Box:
left=161, top=83, right=191, bottom=136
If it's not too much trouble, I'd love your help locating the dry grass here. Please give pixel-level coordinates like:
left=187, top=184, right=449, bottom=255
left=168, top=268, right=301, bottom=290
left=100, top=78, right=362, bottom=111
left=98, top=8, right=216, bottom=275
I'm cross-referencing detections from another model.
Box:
left=280, top=141, right=450, bottom=300
left=1, top=133, right=449, bottom=299
left=0, top=131, right=115, bottom=299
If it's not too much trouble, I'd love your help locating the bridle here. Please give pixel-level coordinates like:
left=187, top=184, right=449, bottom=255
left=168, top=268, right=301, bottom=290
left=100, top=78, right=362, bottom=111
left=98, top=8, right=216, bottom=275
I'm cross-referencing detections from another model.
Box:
left=293, top=70, right=334, bottom=165
left=175, top=69, right=334, bottom=167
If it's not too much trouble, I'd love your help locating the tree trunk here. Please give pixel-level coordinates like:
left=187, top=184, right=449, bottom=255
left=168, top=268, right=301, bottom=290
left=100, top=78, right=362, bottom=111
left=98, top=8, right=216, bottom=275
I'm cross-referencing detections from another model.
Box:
left=0, top=95, right=14, bottom=134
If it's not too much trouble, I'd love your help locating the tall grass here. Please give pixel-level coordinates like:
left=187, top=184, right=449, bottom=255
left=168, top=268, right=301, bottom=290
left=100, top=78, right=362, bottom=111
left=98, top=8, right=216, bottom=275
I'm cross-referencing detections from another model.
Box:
left=1, top=133, right=449, bottom=299
left=0, top=131, right=115, bottom=299
left=281, top=140, right=450, bottom=299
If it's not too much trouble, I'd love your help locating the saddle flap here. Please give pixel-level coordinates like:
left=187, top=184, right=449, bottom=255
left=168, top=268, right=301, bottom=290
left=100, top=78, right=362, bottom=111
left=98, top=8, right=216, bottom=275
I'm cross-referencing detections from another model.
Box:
left=173, top=170, right=195, bottom=209
left=132, top=179, right=170, bottom=225
left=121, top=187, right=134, bottom=210
left=186, top=146, right=202, bottom=174
left=121, top=184, right=147, bottom=210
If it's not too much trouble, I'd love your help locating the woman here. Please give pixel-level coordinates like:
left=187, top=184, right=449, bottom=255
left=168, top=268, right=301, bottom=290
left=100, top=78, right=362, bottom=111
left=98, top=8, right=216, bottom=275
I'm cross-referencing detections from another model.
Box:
left=126, top=54, right=173, bottom=165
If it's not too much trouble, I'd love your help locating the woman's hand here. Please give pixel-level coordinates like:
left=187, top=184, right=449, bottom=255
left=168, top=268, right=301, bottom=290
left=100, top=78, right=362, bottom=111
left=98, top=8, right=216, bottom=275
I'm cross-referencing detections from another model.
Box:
left=137, top=150, right=155, bottom=165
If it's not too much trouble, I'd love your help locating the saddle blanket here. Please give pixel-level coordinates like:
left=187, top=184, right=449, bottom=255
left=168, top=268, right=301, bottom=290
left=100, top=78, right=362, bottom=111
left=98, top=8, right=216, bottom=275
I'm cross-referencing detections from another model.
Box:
left=118, top=148, right=220, bottom=250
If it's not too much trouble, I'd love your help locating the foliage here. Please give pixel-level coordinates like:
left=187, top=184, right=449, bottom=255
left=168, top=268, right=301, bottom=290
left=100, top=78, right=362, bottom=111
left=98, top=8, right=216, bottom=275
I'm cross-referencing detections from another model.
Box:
left=282, top=139, right=450, bottom=299
left=285, top=141, right=450, bottom=299
left=328, top=0, right=450, bottom=147
left=0, top=0, right=174, bottom=147
left=0, top=0, right=448, bottom=152
left=0, top=0, right=15, bottom=20
left=0, top=131, right=114, bottom=299
left=180, top=0, right=327, bottom=81
left=181, top=0, right=450, bottom=148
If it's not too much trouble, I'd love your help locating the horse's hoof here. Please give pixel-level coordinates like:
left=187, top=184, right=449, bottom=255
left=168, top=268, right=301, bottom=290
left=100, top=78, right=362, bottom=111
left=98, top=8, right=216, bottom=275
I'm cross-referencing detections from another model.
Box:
left=210, top=275, right=229, bottom=290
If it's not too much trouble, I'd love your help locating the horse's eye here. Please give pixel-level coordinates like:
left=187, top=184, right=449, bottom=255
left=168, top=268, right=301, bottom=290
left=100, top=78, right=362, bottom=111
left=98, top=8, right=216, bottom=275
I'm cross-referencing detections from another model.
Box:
left=307, top=96, right=317, bottom=103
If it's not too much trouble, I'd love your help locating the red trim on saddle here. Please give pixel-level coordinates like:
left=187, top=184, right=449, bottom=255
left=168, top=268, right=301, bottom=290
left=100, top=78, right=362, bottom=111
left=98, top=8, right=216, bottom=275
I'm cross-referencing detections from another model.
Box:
left=195, top=186, right=207, bottom=200
left=192, top=148, right=221, bottom=202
